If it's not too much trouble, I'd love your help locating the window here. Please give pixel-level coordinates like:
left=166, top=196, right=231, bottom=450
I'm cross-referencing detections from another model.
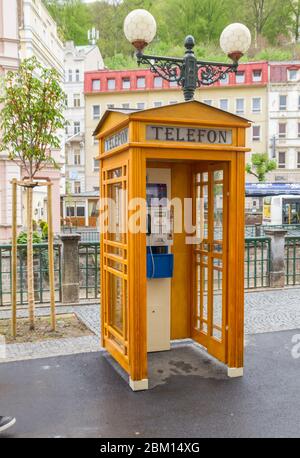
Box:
left=203, top=99, right=212, bottom=106
left=75, top=69, right=80, bottom=82
left=107, top=104, right=114, bottom=109
left=220, top=73, right=229, bottom=85
left=278, top=151, right=286, bottom=168
left=122, top=78, right=130, bottom=89
left=169, top=80, right=177, bottom=87
left=137, top=77, right=146, bottom=88
left=219, top=99, right=228, bottom=111
left=252, top=125, right=261, bottom=141
left=154, top=101, right=162, bottom=107
left=252, top=97, right=261, bottom=113
left=236, top=71, right=245, bottom=83
left=169, top=100, right=178, bottom=105
left=74, top=181, right=81, bottom=194
left=68, top=69, right=72, bottom=82
left=288, top=69, right=298, bottom=81
left=94, top=159, right=100, bottom=171
left=107, top=78, right=116, bottom=90
left=236, top=98, right=244, bottom=114
left=66, top=206, right=75, bottom=217
left=252, top=70, right=262, bottom=82
left=73, top=93, right=80, bottom=108
left=154, top=76, right=163, bottom=88
left=279, top=95, right=287, bottom=110
left=74, top=122, right=80, bottom=135
left=93, top=105, right=101, bottom=119
left=278, top=123, right=286, bottom=138
left=92, top=79, right=100, bottom=91
left=137, top=102, right=145, bottom=110
left=297, top=152, right=300, bottom=168
left=74, top=149, right=81, bottom=165
left=122, top=103, right=130, bottom=109
left=76, top=206, right=85, bottom=217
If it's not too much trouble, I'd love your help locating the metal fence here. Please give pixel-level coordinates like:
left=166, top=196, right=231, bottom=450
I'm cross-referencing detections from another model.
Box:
left=0, top=243, right=62, bottom=306
left=244, top=237, right=271, bottom=289
left=285, top=237, right=300, bottom=286
left=79, top=242, right=100, bottom=300
left=2, top=235, right=300, bottom=306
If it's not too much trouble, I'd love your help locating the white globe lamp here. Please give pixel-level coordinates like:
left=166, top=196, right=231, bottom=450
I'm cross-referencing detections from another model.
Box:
left=220, top=23, right=251, bottom=62
left=124, top=9, right=157, bottom=51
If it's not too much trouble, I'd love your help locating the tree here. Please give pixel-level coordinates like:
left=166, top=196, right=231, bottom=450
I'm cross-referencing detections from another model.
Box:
left=288, top=0, right=300, bottom=42
left=246, top=153, right=277, bottom=182
left=0, top=57, right=65, bottom=330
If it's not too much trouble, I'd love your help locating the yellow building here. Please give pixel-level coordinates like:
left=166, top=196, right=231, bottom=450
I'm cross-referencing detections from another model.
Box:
left=84, top=62, right=269, bottom=192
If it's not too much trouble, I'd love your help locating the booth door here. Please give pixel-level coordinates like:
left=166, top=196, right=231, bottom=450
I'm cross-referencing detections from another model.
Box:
left=192, top=163, right=228, bottom=363
left=101, top=163, right=130, bottom=374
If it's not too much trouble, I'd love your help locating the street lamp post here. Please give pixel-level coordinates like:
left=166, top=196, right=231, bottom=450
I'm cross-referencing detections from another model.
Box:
left=124, top=9, right=251, bottom=101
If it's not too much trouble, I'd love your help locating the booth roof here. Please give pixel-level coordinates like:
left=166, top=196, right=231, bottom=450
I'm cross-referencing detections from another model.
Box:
left=93, top=100, right=251, bottom=137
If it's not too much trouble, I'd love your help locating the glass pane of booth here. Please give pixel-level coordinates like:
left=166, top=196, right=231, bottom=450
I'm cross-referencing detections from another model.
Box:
left=108, top=271, right=123, bottom=333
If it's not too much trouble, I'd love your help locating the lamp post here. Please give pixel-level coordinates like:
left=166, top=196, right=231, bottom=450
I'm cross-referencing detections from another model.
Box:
left=124, top=9, right=251, bottom=101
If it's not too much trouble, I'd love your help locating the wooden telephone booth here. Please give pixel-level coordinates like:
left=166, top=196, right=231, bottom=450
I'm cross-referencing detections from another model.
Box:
left=94, top=101, right=250, bottom=391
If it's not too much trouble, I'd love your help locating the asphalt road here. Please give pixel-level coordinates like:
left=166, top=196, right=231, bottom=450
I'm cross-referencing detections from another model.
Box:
left=0, top=329, right=299, bottom=438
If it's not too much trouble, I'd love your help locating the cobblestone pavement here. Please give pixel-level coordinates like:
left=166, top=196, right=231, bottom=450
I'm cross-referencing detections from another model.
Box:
left=0, top=288, right=300, bottom=363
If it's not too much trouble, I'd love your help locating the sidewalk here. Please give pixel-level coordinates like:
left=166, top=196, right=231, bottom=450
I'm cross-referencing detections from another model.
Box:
left=0, top=288, right=299, bottom=363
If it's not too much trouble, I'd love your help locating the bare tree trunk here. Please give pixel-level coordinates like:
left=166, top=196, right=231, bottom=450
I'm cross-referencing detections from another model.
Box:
left=11, top=179, right=17, bottom=338
left=47, top=182, right=56, bottom=331
left=27, top=186, right=35, bottom=330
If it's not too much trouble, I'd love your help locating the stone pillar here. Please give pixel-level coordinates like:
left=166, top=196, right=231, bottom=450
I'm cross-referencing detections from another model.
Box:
left=255, top=223, right=262, bottom=237
left=264, top=229, right=287, bottom=288
left=60, top=233, right=81, bottom=304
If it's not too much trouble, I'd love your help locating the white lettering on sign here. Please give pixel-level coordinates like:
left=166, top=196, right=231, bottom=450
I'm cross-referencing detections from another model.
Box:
left=146, top=125, right=232, bottom=145
left=104, top=128, right=129, bottom=152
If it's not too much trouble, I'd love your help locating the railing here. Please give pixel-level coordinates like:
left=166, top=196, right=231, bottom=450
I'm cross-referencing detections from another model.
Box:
left=246, top=224, right=300, bottom=237
left=61, top=227, right=100, bottom=242
left=244, top=237, right=271, bottom=289
left=2, top=234, right=300, bottom=306
left=79, top=242, right=100, bottom=300
left=285, top=236, right=300, bottom=286
left=0, top=243, right=62, bottom=306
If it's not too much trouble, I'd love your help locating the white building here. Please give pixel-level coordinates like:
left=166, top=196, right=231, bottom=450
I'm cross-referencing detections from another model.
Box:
left=0, top=0, right=22, bottom=242
left=269, top=61, right=300, bottom=182
left=18, top=0, right=65, bottom=232
left=64, top=40, right=104, bottom=196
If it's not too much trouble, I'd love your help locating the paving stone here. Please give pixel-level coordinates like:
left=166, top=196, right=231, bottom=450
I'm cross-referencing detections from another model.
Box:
left=0, top=288, right=300, bottom=363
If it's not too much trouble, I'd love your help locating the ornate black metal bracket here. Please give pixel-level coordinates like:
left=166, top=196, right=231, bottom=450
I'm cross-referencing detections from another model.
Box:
left=136, top=35, right=238, bottom=101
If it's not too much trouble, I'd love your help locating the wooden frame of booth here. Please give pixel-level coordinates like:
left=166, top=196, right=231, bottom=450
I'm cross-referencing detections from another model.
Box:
left=94, top=101, right=250, bottom=390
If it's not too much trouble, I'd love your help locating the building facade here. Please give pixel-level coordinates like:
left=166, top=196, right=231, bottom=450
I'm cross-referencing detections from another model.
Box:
left=84, top=62, right=269, bottom=191
left=269, top=61, right=300, bottom=182
left=0, top=0, right=21, bottom=242
left=18, top=0, right=65, bottom=233
left=64, top=40, right=103, bottom=197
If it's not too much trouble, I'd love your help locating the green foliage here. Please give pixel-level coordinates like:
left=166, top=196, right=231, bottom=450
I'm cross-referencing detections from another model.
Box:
left=17, top=231, right=44, bottom=245
left=0, top=57, right=65, bottom=180
left=246, top=153, right=277, bottom=182
left=39, top=220, right=49, bottom=240
left=43, top=0, right=299, bottom=70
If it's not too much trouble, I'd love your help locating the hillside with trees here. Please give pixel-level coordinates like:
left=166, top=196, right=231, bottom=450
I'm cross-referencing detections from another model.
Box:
left=44, top=0, right=300, bottom=68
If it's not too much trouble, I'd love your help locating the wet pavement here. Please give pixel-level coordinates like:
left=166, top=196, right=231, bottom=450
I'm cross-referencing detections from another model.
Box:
left=0, top=328, right=299, bottom=438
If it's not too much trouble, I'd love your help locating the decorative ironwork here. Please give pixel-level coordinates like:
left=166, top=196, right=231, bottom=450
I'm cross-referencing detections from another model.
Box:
left=136, top=35, right=239, bottom=101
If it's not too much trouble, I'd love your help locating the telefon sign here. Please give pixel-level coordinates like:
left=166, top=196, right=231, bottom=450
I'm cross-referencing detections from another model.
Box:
left=146, top=125, right=232, bottom=145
